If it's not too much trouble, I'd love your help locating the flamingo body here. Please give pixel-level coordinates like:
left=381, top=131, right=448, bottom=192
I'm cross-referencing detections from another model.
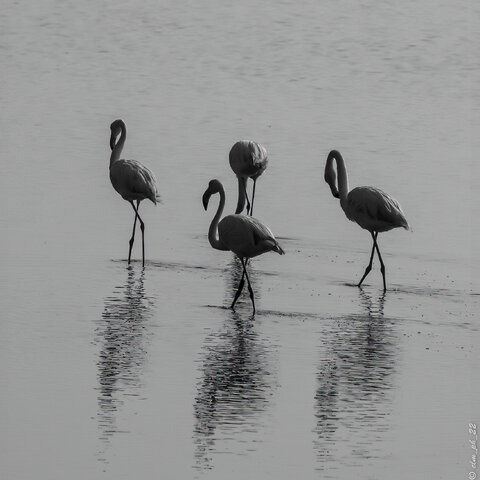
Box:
left=218, top=214, right=285, bottom=259
left=229, top=140, right=268, bottom=179
left=324, top=150, right=409, bottom=290
left=109, top=119, right=160, bottom=266
left=344, top=186, right=409, bottom=233
left=229, top=140, right=268, bottom=215
left=110, top=159, right=160, bottom=204
left=203, top=179, right=283, bottom=313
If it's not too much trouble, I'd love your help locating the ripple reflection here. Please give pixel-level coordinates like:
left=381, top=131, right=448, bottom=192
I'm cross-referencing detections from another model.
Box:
left=314, top=289, right=397, bottom=475
left=193, top=262, right=275, bottom=471
left=95, top=267, right=154, bottom=452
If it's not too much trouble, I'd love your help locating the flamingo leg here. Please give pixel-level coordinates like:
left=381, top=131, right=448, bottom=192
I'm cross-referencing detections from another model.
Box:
left=128, top=201, right=139, bottom=264
left=372, top=233, right=387, bottom=291
left=358, top=231, right=377, bottom=287
left=250, top=178, right=257, bottom=216
left=241, top=258, right=256, bottom=314
left=130, top=200, right=146, bottom=267
left=230, top=268, right=246, bottom=310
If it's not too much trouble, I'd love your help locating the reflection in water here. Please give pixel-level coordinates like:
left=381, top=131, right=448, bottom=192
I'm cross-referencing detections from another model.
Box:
left=193, top=261, right=274, bottom=471
left=95, top=267, right=154, bottom=452
left=314, top=289, right=396, bottom=475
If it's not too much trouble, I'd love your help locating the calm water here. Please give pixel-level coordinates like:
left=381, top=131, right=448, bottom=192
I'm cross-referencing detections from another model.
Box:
left=1, top=1, right=479, bottom=479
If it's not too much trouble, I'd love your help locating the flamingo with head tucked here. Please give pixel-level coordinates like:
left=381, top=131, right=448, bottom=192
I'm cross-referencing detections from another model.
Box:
left=229, top=140, right=268, bottom=216
left=109, top=119, right=161, bottom=267
left=324, top=149, right=409, bottom=291
left=202, top=179, right=284, bottom=313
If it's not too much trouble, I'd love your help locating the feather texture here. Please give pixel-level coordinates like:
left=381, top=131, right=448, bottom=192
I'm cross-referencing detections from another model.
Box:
left=110, top=159, right=161, bottom=204
left=229, top=140, right=268, bottom=178
left=346, top=186, right=409, bottom=232
left=218, top=214, right=284, bottom=258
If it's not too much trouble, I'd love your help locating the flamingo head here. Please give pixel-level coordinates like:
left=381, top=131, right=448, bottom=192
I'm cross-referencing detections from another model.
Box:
left=324, top=168, right=340, bottom=198
left=202, top=179, right=223, bottom=210
left=110, top=119, right=125, bottom=150
left=324, top=151, right=340, bottom=198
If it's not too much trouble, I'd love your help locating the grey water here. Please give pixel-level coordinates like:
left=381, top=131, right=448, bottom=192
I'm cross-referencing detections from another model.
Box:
left=1, top=0, right=479, bottom=479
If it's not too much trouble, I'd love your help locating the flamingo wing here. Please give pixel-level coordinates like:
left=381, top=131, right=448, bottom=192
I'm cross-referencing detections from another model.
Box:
left=218, top=215, right=284, bottom=258
left=229, top=141, right=268, bottom=177
left=347, top=186, right=409, bottom=232
left=111, top=159, right=161, bottom=204
left=249, top=142, right=268, bottom=168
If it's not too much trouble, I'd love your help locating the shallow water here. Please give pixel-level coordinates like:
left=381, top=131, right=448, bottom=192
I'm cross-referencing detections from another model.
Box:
left=1, top=0, right=479, bottom=479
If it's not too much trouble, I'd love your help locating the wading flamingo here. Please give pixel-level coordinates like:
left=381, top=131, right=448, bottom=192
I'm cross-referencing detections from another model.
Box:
left=324, top=149, right=409, bottom=291
left=109, top=119, right=161, bottom=267
left=229, top=140, right=268, bottom=216
left=202, top=179, right=284, bottom=313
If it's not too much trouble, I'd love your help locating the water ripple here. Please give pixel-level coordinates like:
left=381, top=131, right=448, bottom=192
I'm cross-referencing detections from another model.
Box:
left=314, top=290, right=398, bottom=474
left=95, top=267, right=155, bottom=457
left=193, top=261, right=278, bottom=471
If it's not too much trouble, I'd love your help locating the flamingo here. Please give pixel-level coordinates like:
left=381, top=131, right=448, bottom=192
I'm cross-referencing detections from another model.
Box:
left=229, top=140, right=268, bottom=216
left=202, top=179, right=284, bottom=313
left=109, top=119, right=161, bottom=267
left=324, top=149, right=409, bottom=291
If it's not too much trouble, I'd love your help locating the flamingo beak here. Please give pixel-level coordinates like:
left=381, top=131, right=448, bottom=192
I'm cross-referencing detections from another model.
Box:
left=109, top=133, right=116, bottom=151
left=202, top=190, right=211, bottom=210
left=324, top=169, right=340, bottom=198
left=331, top=186, right=340, bottom=198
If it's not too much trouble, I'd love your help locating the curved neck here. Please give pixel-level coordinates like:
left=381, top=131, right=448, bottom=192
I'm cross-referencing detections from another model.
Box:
left=208, top=187, right=229, bottom=251
left=110, top=124, right=126, bottom=167
left=325, top=150, right=350, bottom=200
left=235, top=176, right=247, bottom=214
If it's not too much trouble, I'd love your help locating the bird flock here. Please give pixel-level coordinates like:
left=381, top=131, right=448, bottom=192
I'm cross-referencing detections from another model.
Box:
left=108, top=119, right=409, bottom=313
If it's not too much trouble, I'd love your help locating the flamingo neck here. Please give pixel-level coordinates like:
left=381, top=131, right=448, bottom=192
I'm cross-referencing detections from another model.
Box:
left=325, top=150, right=350, bottom=201
left=110, top=124, right=126, bottom=168
left=235, top=176, right=247, bottom=214
left=208, top=188, right=229, bottom=251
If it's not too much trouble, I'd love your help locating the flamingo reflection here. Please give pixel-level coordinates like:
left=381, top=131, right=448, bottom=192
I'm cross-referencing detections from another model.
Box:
left=193, top=264, right=275, bottom=471
left=314, top=289, right=396, bottom=473
left=96, top=268, right=154, bottom=450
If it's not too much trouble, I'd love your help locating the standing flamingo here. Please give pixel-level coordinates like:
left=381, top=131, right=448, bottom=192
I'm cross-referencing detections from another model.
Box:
left=229, top=140, right=268, bottom=216
left=202, top=179, right=284, bottom=313
left=109, top=119, right=161, bottom=267
left=324, top=149, right=409, bottom=291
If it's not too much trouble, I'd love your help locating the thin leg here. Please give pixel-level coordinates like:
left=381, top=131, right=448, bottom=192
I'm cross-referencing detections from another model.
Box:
left=130, top=200, right=145, bottom=267
left=372, top=234, right=387, bottom=291
left=250, top=178, right=257, bottom=216
left=243, top=179, right=251, bottom=215
left=241, top=258, right=256, bottom=314
left=128, top=202, right=139, bottom=264
left=230, top=268, right=246, bottom=310
left=358, top=231, right=377, bottom=287
left=138, top=200, right=145, bottom=267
